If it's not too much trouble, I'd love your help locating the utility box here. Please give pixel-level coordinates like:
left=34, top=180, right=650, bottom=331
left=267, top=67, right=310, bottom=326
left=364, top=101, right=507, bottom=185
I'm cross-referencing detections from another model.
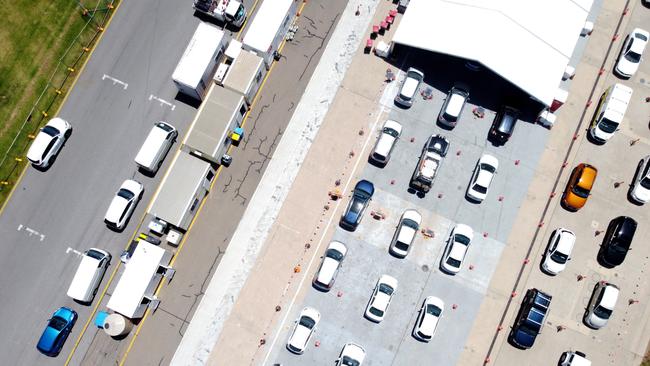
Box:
left=242, top=0, right=298, bottom=68
left=172, top=23, right=227, bottom=101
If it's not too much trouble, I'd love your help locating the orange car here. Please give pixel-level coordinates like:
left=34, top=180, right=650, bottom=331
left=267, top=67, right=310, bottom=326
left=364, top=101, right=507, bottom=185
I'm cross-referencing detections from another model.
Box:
left=562, top=163, right=597, bottom=211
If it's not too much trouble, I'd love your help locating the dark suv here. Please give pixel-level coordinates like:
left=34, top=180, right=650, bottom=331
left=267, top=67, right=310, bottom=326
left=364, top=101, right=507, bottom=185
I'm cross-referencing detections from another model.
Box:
left=509, top=288, right=552, bottom=349
left=489, top=106, right=520, bottom=146
left=598, top=216, right=637, bottom=267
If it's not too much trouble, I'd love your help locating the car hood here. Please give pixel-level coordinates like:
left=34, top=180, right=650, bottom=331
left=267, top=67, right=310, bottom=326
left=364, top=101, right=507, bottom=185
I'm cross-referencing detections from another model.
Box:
left=586, top=313, right=607, bottom=328
left=512, top=329, right=535, bottom=348
left=616, top=58, right=639, bottom=76
left=564, top=192, right=587, bottom=209
left=37, top=326, right=59, bottom=350
left=542, top=257, right=565, bottom=274
left=631, top=184, right=650, bottom=203
left=27, top=133, right=54, bottom=163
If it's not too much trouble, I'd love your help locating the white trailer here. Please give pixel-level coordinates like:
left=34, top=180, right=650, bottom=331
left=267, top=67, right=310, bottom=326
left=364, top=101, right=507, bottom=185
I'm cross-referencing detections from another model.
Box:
left=193, top=0, right=247, bottom=28
left=242, top=0, right=298, bottom=68
left=172, top=22, right=226, bottom=101
left=221, top=48, right=265, bottom=105
left=107, top=242, right=173, bottom=319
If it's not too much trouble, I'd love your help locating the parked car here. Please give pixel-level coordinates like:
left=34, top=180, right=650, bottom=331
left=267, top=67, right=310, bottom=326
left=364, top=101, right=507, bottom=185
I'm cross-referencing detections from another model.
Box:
left=488, top=106, right=519, bottom=145
left=412, top=296, right=444, bottom=342
left=509, top=288, right=552, bottom=349
left=559, top=351, right=591, bottom=366
left=466, top=154, right=499, bottom=202
left=389, top=209, right=422, bottom=258
left=370, top=120, right=402, bottom=166
left=584, top=281, right=619, bottom=329
left=36, top=307, right=78, bottom=356
left=365, top=275, right=398, bottom=323
left=26, top=117, right=72, bottom=169
left=438, top=85, right=469, bottom=128
left=394, top=67, right=424, bottom=108
left=286, top=307, right=320, bottom=354
left=335, top=342, right=366, bottom=366
left=562, top=163, right=597, bottom=211
left=104, top=179, right=144, bottom=230
left=440, top=224, right=473, bottom=274
left=541, top=228, right=575, bottom=275
left=598, top=216, right=637, bottom=267
left=340, top=180, right=374, bottom=231
left=614, top=28, right=649, bottom=78
left=409, top=134, right=449, bottom=193
left=629, top=155, right=650, bottom=204
left=313, top=241, right=347, bottom=291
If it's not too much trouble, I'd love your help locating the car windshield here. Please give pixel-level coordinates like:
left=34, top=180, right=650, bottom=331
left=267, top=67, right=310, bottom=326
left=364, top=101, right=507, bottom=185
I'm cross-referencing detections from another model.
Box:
left=369, top=306, right=384, bottom=317
left=403, top=219, right=418, bottom=230
left=473, top=183, right=488, bottom=194
left=379, top=283, right=394, bottom=295
left=442, top=112, right=457, bottom=122
left=117, top=188, right=135, bottom=200
left=395, top=241, right=410, bottom=251
left=550, top=250, right=568, bottom=264
left=86, top=249, right=104, bottom=260
left=341, top=356, right=360, bottom=366
left=455, top=234, right=471, bottom=245
left=49, top=316, right=67, bottom=331
left=426, top=304, right=442, bottom=317
left=299, top=316, right=316, bottom=329
left=383, top=127, right=399, bottom=138
left=598, top=118, right=619, bottom=133
left=41, top=125, right=60, bottom=137
left=640, top=176, right=650, bottom=189
left=624, top=50, right=642, bottom=63
left=156, top=122, right=174, bottom=132
left=326, top=248, right=344, bottom=261
left=593, top=305, right=612, bottom=319
left=446, top=257, right=461, bottom=268
left=480, top=163, right=496, bottom=173
left=572, top=184, right=590, bottom=198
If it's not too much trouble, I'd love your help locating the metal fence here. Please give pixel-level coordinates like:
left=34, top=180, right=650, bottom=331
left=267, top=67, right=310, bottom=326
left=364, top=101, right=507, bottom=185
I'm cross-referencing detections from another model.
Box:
left=0, top=0, right=117, bottom=199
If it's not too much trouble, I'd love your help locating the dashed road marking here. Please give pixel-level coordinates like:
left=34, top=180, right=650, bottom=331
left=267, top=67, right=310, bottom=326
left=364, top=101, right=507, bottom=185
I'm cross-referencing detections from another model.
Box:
left=66, top=247, right=84, bottom=257
left=17, top=224, right=45, bottom=241
left=102, top=74, right=129, bottom=90
left=149, top=94, right=176, bottom=111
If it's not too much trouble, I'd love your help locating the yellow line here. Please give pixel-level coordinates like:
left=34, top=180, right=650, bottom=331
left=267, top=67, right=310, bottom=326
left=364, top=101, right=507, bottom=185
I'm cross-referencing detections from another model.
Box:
left=117, top=6, right=306, bottom=364
left=0, top=166, right=27, bottom=217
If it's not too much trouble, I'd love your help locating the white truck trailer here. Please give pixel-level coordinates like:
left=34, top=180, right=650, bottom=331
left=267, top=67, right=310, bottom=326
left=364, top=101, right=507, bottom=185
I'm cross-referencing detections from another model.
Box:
left=172, top=22, right=226, bottom=101
left=242, top=0, right=298, bottom=68
left=193, top=0, right=247, bottom=28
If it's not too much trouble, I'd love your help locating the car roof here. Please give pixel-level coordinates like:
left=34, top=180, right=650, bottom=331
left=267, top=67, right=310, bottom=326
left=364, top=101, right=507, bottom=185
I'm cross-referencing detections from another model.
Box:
left=375, top=132, right=397, bottom=156
left=105, top=195, right=130, bottom=223
left=556, top=228, right=576, bottom=253
left=600, top=284, right=620, bottom=309
left=476, top=169, right=494, bottom=187
left=577, top=164, right=597, bottom=189
left=27, top=131, right=55, bottom=162
left=401, top=77, right=420, bottom=98
left=449, top=242, right=468, bottom=260
left=445, top=92, right=466, bottom=117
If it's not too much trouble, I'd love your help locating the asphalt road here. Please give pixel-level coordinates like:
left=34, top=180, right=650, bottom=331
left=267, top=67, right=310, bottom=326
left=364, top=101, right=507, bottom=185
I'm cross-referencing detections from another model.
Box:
left=0, top=0, right=225, bottom=363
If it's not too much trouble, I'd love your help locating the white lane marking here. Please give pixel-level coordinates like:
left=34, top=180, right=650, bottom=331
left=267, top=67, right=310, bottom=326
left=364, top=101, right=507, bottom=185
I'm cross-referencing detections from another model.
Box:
left=149, top=94, right=176, bottom=111
left=102, top=74, right=128, bottom=90
left=260, top=104, right=389, bottom=366
left=17, top=224, right=46, bottom=241
left=66, top=247, right=84, bottom=257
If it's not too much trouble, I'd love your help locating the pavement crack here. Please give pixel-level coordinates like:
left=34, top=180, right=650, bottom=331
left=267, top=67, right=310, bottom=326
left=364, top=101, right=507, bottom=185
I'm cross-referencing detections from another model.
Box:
left=222, top=174, right=233, bottom=193
left=243, top=102, right=271, bottom=149
left=298, top=14, right=338, bottom=81
left=234, top=160, right=262, bottom=205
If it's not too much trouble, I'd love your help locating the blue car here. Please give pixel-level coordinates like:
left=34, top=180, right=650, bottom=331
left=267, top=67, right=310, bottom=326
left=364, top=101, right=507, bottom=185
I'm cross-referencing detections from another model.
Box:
left=37, top=307, right=77, bottom=356
left=340, top=180, right=374, bottom=231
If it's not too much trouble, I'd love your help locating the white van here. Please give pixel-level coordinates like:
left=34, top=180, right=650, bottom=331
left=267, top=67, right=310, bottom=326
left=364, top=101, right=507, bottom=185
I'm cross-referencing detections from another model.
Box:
left=589, top=84, right=632, bottom=143
left=370, top=120, right=402, bottom=166
left=135, top=121, right=178, bottom=174
left=67, top=248, right=111, bottom=303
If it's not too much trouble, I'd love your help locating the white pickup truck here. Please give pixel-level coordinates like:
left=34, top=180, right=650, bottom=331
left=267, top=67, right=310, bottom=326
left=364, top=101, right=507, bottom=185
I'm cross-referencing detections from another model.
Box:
left=410, top=134, right=449, bottom=193
left=193, top=0, right=247, bottom=28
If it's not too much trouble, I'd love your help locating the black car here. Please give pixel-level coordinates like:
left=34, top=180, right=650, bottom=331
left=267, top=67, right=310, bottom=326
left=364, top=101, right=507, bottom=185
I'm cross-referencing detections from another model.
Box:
left=598, top=216, right=637, bottom=267
left=489, top=106, right=520, bottom=146
left=509, top=288, right=551, bottom=349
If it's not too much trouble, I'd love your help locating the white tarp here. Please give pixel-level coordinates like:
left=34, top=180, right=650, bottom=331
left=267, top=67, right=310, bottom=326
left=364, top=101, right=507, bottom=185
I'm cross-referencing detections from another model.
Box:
left=392, top=0, right=593, bottom=106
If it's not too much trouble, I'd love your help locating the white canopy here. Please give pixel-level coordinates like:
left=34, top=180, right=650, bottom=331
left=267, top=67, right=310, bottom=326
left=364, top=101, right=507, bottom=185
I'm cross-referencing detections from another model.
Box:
left=392, top=0, right=593, bottom=106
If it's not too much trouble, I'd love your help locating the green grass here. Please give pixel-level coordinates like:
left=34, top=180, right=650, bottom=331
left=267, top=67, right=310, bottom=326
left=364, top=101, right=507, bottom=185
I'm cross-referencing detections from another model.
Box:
left=0, top=0, right=116, bottom=205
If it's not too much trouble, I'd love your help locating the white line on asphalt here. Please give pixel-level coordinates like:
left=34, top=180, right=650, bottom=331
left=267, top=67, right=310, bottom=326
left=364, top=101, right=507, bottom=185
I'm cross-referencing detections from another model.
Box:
left=17, top=224, right=22, bottom=231
left=66, top=247, right=84, bottom=256
left=148, top=94, right=176, bottom=111
left=18, top=224, right=46, bottom=241
left=101, top=74, right=128, bottom=90
left=260, top=102, right=390, bottom=366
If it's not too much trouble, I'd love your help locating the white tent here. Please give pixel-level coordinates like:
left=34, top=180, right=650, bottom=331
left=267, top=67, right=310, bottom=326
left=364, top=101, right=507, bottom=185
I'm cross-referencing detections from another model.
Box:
left=392, top=0, right=593, bottom=106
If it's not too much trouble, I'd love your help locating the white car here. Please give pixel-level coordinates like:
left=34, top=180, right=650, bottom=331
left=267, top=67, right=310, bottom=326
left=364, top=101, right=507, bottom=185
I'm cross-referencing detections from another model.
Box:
left=26, top=117, right=72, bottom=168
left=394, top=67, right=424, bottom=108
left=629, top=156, right=650, bottom=204
left=364, top=274, right=398, bottom=323
left=584, top=281, right=619, bottom=329
left=412, top=296, right=444, bottom=342
left=335, top=342, right=366, bottom=366
left=542, top=228, right=575, bottom=275
left=104, top=179, right=144, bottom=230
left=438, top=85, right=469, bottom=128
left=466, top=154, right=499, bottom=202
left=615, top=28, right=649, bottom=77
left=370, top=120, right=402, bottom=166
left=286, top=307, right=320, bottom=354
left=312, top=241, right=347, bottom=291
left=389, top=209, right=421, bottom=258
left=440, top=224, right=473, bottom=274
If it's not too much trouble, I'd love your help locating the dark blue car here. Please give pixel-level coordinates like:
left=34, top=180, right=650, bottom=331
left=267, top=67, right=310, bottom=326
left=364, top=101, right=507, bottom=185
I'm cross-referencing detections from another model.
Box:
left=37, top=307, right=77, bottom=356
left=340, top=180, right=374, bottom=231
